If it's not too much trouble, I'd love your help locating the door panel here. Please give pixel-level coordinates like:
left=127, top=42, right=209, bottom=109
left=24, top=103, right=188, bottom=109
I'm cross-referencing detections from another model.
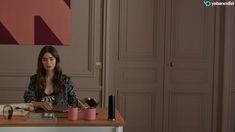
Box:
left=164, top=0, right=215, bottom=132
left=107, top=0, right=165, bottom=132
left=119, top=91, right=156, bottom=131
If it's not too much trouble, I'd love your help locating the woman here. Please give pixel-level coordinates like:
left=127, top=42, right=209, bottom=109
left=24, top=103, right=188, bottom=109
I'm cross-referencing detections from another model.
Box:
left=24, top=46, right=78, bottom=111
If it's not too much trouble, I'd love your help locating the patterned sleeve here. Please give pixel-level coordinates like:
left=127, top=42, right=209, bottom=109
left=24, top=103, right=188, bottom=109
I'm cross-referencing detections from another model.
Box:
left=23, top=75, right=37, bottom=103
left=65, top=76, right=78, bottom=106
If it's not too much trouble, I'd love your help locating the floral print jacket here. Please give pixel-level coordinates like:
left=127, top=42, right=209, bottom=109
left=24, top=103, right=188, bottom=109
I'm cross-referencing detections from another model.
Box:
left=24, top=74, right=78, bottom=106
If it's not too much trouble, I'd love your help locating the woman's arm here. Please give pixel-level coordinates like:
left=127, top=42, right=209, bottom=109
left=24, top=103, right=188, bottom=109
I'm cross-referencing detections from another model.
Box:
left=24, top=75, right=37, bottom=103
left=31, top=101, right=53, bottom=111
left=23, top=75, right=52, bottom=111
left=65, top=76, right=78, bottom=106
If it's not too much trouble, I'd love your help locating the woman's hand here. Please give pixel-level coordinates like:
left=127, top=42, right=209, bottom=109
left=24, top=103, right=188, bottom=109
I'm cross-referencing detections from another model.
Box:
left=31, top=101, right=53, bottom=111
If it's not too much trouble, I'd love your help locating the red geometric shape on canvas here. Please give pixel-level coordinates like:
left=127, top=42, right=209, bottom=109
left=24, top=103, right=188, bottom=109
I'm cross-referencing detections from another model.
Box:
left=0, top=21, right=18, bottom=44
left=64, top=0, right=71, bottom=8
left=35, top=16, right=62, bottom=45
left=0, top=0, right=71, bottom=45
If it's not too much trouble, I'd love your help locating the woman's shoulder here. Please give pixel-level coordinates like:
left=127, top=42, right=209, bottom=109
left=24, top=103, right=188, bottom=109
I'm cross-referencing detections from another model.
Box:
left=62, top=75, right=74, bottom=91
left=62, top=74, right=72, bottom=83
left=62, top=74, right=71, bottom=79
left=30, top=74, right=37, bottom=81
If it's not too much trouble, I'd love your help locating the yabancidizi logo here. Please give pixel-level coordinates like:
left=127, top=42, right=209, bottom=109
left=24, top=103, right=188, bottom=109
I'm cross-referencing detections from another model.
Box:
left=203, top=0, right=212, bottom=7
left=203, top=0, right=234, bottom=7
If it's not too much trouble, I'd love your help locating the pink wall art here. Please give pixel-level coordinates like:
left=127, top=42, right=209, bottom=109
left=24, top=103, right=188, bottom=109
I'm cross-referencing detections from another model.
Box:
left=0, top=0, right=71, bottom=45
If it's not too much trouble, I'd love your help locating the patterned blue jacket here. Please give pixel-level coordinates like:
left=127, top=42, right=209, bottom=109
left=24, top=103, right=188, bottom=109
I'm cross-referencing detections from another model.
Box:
left=24, top=74, right=78, bottom=106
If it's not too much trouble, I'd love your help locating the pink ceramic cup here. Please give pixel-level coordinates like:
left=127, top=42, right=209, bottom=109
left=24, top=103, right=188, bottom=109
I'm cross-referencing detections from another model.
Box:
left=68, top=107, right=78, bottom=121
left=84, top=108, right=96, bottom=121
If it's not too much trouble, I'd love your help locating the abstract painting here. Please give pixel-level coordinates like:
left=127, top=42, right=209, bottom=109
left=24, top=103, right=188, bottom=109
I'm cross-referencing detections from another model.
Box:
left=0, top=0, right=71, bottom=45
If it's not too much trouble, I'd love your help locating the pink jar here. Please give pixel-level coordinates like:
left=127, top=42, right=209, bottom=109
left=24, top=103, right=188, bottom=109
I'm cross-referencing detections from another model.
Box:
left=68, top=107, right=78, bottom=121
left=84, top=108, right=96, bottom=121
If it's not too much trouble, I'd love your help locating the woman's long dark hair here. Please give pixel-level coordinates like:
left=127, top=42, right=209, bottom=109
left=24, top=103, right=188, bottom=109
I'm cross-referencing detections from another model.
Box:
left=36, top=46, right=63, bottom=101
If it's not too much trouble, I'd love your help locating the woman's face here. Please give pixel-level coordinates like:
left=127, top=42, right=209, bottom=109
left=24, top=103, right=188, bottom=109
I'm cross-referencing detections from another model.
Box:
left=42, top=52, right=56, bottom=72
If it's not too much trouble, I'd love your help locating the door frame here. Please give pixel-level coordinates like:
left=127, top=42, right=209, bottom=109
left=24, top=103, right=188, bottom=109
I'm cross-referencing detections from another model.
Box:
left=221, top=6, right=234, bottom=132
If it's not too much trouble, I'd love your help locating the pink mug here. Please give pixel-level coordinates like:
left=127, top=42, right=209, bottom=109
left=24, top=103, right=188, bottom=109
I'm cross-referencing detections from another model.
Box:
left=68, top=107, right=78, bottom=121
left=84, top=108, right=96, bottom=121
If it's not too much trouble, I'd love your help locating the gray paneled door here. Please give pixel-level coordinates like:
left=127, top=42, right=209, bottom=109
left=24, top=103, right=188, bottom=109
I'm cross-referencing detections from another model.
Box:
left=106, top=0, right=216, bottom=132
left=106, top=0, right=165, bottom=131
left=106, top=0, right=165, bottom=132
left=164, top=0, right=215, bottom=132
